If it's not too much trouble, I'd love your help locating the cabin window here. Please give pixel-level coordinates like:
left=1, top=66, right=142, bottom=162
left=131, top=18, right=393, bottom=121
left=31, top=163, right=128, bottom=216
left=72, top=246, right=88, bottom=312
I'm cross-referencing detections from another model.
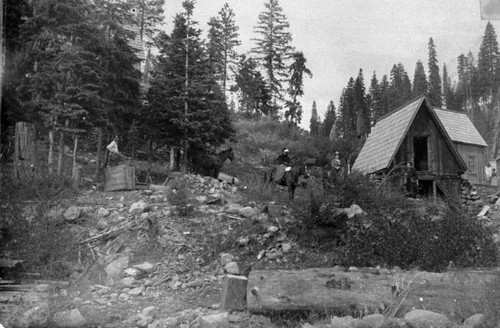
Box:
left=467, top=155, right=476, bottom=173
left=413, top=136, right=428, bottom=171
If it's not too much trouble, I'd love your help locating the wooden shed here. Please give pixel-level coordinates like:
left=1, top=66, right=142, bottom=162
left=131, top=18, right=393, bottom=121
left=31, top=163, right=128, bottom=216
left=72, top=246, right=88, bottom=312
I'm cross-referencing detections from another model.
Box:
left=433, top=108, right=488, bottom=185
left=352, top=96, right=467, bottom=198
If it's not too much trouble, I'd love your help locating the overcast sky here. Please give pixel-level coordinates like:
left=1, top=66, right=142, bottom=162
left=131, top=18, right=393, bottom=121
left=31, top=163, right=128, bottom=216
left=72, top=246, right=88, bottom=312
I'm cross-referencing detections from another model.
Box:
left=162, top=0, right=500, bottom=130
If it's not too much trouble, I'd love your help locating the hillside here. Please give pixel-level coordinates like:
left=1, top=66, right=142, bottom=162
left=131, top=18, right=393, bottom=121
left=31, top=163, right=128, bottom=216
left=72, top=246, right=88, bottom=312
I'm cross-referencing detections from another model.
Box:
left=1, top=117, right=500, bottom=328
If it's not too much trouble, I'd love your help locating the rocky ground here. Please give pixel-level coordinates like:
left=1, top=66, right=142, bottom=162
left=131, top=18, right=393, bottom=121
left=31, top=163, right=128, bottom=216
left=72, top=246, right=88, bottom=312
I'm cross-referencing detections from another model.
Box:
left=2, top=170, right=500, bottom=328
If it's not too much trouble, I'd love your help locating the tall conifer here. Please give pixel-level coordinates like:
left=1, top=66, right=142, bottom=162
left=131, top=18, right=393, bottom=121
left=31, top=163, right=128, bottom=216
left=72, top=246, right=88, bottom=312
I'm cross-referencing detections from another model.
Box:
left=427, top=38, right=442, bottom=107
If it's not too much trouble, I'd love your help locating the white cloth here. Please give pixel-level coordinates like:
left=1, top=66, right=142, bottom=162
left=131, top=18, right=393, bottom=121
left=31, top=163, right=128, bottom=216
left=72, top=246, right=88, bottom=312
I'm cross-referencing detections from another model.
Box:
left=106, top=140, right=119, bottom=154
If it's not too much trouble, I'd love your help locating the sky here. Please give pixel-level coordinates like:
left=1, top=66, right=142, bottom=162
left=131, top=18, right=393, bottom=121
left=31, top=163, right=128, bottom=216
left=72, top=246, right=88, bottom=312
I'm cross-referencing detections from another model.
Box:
left=162, top=0, right=500, bottom=130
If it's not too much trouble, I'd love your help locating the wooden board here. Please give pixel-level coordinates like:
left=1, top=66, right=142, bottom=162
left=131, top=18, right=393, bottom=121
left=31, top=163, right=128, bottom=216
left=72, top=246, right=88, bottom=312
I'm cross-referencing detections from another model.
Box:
left=247, top=268, right=500, bottom=315
left=104, top=164, right=136, bottom=192
left=220, top=275, right=248, bottom=310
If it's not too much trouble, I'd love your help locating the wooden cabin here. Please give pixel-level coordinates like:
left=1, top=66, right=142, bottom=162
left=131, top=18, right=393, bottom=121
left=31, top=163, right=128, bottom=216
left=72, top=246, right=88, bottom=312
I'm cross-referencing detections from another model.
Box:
left=433, top=108, right=488, bottom=185
left=352, top=96, right=467, bottom=198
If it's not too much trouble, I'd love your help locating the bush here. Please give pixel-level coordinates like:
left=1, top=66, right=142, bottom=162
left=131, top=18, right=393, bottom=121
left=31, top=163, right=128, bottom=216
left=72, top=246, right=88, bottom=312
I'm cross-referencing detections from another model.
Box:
left=0, top=173, right=81, bottom=279
left=167, top=177, right=194, bottom=216
left=293, top=173, right=499, bottom=272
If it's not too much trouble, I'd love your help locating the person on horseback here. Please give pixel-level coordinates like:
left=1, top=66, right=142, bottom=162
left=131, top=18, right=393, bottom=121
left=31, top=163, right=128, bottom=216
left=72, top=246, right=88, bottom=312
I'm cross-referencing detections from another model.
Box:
left=275, top=148, right=291, bottom=183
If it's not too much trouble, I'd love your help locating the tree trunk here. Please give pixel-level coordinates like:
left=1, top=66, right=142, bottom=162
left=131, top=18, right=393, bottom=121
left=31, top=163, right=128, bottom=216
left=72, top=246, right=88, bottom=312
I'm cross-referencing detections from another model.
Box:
left=14, top=122, right=37, bottom=180
left=146, top=139, right=152, bottom=183
left=48, top=129, right=54, bottom=174
left=57, top=129, right=65, bottom=176
left=169, top=146, right=176, bottom=171
left=247, top=268, right=500, bottom=316
left=94, top=128, right=103, bottom=181
left=72, top=135, right=79, bottom=188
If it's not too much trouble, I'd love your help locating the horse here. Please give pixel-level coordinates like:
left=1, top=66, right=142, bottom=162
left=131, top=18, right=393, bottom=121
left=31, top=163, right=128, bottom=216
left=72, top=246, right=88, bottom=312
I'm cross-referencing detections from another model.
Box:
left=190, top=147, right=235, bottom=178
left=264, top=165, right=309, bottom=200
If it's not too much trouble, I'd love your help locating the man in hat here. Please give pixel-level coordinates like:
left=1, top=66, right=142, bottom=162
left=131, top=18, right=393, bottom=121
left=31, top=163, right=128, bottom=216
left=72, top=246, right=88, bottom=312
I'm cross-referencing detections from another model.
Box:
left=274, top=148, right=291, bottom=183
left=331, top=151, right=342, bottom=177
left=105, top=135, right=128, bottom=167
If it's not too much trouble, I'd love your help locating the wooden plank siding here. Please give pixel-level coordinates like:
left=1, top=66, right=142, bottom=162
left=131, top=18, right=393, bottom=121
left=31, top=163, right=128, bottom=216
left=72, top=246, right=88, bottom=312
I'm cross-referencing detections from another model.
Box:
left=455, top=143, right=487, bottom=185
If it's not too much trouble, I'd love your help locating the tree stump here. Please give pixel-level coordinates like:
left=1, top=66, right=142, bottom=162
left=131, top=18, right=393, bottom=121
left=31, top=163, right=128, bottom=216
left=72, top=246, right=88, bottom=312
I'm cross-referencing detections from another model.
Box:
left=14, top=122, right=37, bottom=180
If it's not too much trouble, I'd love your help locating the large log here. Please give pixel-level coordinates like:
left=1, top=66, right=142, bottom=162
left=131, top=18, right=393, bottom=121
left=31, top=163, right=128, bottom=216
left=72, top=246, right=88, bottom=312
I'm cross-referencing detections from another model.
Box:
left=247, top=267, right=500, bottom=315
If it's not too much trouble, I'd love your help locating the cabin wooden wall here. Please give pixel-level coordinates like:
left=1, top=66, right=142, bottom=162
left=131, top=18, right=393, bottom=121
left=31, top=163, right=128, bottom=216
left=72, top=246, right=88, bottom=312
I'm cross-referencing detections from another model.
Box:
left=394, top=108, right=462, bottom=177
left=455, top=143, right=486, bottom=185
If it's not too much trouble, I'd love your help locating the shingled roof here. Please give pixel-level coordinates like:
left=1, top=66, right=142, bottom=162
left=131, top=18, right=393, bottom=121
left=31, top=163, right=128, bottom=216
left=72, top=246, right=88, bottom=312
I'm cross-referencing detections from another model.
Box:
left=124, top=24, right=146, bottom=61
left=352, top=97, right=424, bottom=174
left=433, top=108, right=487, bottom=147
left=352, top=96, right=467, bottom=175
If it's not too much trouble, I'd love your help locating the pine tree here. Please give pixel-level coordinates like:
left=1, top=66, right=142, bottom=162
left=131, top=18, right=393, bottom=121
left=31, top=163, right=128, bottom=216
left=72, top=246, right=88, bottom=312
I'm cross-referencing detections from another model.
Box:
left=368, top=71, right=384, bottom=125
left=338, top=78, right=356, bottom=140
left=389, top=63, right=412, bottom=109
left=232, top=55, right=271, bottom=116
left=442, top=63, right=455, bottom=109
left=146, top=4, right=234, bottom=158
left=309, top=101, right=320, bottom=137
left=427, top=37, right=442, bottom=107
left=322, top=100, right=336, bottom=138
left=354, top=69, right=370, bottom=139
left=286, top=51, right=312, bottom=122
left=412, top=60, right=428, bottom=98
left=218, top=3, right=241, bottom=96
left=379, top=74, right=390, bottom=116
left=252, top=0, right=293, bottom=114
left=478, top=21, right=499, bottom=97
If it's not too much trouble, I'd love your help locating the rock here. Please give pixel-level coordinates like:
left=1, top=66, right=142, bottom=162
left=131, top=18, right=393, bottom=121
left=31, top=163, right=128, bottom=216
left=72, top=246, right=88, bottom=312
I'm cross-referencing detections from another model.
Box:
left=136, top=317, right=154, bottom=328
left=281, top=242, right=292, bottom=253
left=64, top=206, right=83, bottom=221
left=47, top=207, right=65, bottom=224
left=133, top=261, right=155, bottom=274
left=224, top=262, right=240, bottom=275
left=330, top=315, right=354, bottom=328
left=105, top=256, right=130, bottom=284
left=129, top=200, right=148, bottom=214
left=124, top=267, right=143, bottom=278
left=128, top=285, right=145, bottom=296
left=464, top=314, right=485, bottom=328
left=140, top=306, right=156, bottom=320
left=237, top=236, right=250, bottom=246
left=351, top=318, right=373, bottom=328
left=52, top=309, right=88, bottom=328
left=10, top=303, right=50, bottom=328
left=121, top=277, right=137, bottom=287
left=239, top=206, right=258, bottom=218
left=220, top=253, right=234, bottom=266
left=403, top=309, right=451, bottom=328
left=225, top=203, right=242, bottom=214
left=267, top=225, right=279, bottom=233
left=198, top=312, right=230, bottom=328
left=344, top=204, right=366, bottom=218
left=266, top=248, right=283, bottom=260
left=363, top=313, right=385, bottom=328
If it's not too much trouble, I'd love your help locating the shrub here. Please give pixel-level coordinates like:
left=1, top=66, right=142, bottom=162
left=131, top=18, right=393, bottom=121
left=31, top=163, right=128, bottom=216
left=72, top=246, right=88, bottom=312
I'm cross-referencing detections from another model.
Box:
left=293, top=173, right=499, bottom=272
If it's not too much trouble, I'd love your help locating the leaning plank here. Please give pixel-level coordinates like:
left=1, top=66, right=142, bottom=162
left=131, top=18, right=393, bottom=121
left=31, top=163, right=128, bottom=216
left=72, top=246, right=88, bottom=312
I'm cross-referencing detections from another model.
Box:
left=0, top=284, right=50, bottom=292
left=247, top=268, right=500, bottom=315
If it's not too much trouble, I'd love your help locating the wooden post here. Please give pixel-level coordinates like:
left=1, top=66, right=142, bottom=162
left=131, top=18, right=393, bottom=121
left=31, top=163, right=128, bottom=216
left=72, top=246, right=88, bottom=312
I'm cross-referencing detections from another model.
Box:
left=432, top=180, right=437, bottom=202
left=57, top=127, right=65, bottom=176
left=48, top=129, right=54, bottom=174
left=94, top=128, right=103, bottom=181
left=14, top=122, right=37, bottom=180
left=72, top=135, right=79, bottom=188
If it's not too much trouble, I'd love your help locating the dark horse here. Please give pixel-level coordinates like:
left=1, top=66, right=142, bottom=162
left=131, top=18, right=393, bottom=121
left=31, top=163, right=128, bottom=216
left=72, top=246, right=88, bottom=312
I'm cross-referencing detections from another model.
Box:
left=264, top=165, right=308, bottom=200
left=190, top=147, right=235, bottom=178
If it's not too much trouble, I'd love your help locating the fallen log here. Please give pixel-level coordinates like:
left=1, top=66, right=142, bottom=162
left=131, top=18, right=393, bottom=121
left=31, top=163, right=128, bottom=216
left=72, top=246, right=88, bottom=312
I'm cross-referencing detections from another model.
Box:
left=247, top=267, right=500, bottom=315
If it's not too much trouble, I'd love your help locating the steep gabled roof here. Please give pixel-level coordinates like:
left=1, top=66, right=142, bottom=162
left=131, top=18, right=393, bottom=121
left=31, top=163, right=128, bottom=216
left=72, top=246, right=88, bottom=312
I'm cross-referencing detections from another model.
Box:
left=433, top=108, right=488, bottom=147
left=352, top=97, right=424, bottom=174
left=352, top=96, right=467, bottom=174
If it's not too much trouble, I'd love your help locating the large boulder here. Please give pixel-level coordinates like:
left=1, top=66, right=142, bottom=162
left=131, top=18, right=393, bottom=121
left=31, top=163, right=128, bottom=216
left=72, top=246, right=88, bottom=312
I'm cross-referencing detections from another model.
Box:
left=403, top=310, right=451, bottom=328
left=52, top=309, right=88, bottom=328
left=104, top=256, right=130, bottom=284
left=9, top=303, right=50, bottom=328
left=64, top=206, right=83, bottom=221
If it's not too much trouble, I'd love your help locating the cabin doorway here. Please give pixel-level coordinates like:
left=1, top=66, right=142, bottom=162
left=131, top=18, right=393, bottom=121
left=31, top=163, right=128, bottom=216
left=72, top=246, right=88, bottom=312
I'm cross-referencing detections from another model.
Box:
left=414, top=136, right=428, bottom=171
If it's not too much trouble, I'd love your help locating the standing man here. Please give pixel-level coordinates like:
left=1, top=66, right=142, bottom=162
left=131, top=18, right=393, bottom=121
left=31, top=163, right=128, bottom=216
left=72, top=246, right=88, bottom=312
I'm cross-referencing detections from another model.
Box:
left=275, top=148, right=291, bottom=183
left=105, top=135, right=127, bottom=167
